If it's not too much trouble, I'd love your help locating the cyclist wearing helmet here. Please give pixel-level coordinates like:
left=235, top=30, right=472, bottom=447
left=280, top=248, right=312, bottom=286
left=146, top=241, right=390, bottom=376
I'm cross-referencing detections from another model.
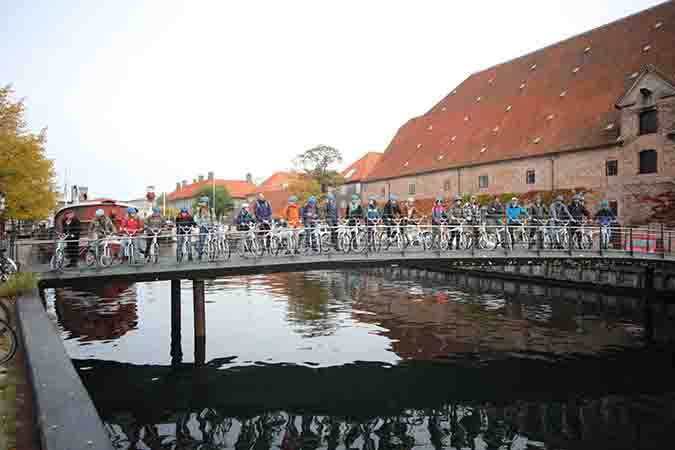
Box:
left=195, top=197, right=213, bottom=260
left=235, top=203, right=255, bottom=231
left=175, top=207, right=196, bottom=261
left=365, top=195, right=380, bottom=225
left=283, top=196, right=301, bottom=228
left=345, top=194, right=363, bottom=227
left=549, top=195, right=572, bottom=223
left=323, top=193, right=339, bottom=247
left=144, top=207, right=164, bottom=259
left=403, top=197, right=419, bottom=224
left=382, top=194, right=402, bottom=239
left=594, top=199, right=616, bottom=249
left=88, top=208, right=116, bottom=239
left=448, top=195, right=464, bottom=249
left=120, top=207, right=143, bottom=262
left=568, top=194, right=589, bottom=249
left=302, top=196, right=320, bottom=249
left=431, top=197, right=446, bottom=249
left=62, top=210, right=82, bottom=267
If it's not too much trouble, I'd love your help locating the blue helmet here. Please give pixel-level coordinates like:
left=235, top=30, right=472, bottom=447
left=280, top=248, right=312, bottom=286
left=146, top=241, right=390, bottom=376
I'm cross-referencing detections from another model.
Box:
left=152, top=207, right=161, bottom=214
left=326, top=193, right=335, bottom=200
left=95, top=208, right=104, bottom=217
left=199, top=196, right=209, bottom=204
left=180, top=207, right=189, bottom=213
left=308, top=196, right=316, bottom=204
left=289, top=196, right=297, bottom=203
left=390, top=194, right=398, bottom=201
left=126, top=207, right=136, bottom=214
left=368, top=195, right=377, bottom=202
left=351, top=194, right=360, bottom=201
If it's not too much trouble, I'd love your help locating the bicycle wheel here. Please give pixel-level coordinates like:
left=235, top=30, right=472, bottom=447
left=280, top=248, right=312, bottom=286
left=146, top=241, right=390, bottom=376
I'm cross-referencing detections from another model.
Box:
left=152, top=243, right=160, bottom=263
left=85, top=248, right=97, bottom=267
left=581, top=233, right=593, bottom=250
left=0, top=319, right=18, bottom=366
left=101, top=245, right=115, bottom=267
left=253, top=237, right=265, bottom=257
left=51, top=249, right=64, bottom=271
left=320, top=233, right=331, bottom=253
left=340, top=233, right=352, bottom=253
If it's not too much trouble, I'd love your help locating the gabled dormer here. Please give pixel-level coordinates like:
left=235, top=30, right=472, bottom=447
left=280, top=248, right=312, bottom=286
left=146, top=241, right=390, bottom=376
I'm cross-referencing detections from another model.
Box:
left=615, top=65, right=675, bottom=140
left=616, top=64, right=675, bottom=110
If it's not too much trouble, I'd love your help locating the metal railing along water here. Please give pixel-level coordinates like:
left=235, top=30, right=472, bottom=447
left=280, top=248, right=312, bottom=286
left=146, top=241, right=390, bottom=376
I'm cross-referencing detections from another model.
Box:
left=7, top=221, right=674, bottom=274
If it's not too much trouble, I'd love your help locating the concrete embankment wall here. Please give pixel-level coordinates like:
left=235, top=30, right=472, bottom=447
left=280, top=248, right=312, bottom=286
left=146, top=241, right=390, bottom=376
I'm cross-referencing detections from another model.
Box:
left=403, top=261, right=675, bottom=295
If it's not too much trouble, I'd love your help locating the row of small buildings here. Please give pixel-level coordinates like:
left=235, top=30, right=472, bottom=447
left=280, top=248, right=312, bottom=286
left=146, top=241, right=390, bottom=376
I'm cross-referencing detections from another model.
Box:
left=167, top=2, right=674, bottom=225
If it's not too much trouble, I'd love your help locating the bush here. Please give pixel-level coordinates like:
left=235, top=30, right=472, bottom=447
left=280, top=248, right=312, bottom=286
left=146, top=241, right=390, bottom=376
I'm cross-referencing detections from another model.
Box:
left=0, top=272, right=37, bottom=299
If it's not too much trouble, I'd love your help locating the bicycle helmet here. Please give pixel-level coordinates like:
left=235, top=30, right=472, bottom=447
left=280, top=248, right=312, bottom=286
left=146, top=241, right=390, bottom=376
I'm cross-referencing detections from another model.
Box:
left=199, top=196, right=209, bottom=204
left=453, top=194, right=462, bottom=201
left=600, top=199, right=609, bottom=208
left=241, top=203, right=249, bottom=209
left=152, top=207, right=161, bottom=214
left=180, top=207, right=189, bottom=213
left=390, top=194, right=398, bottom=201
left=351, top=194, right=360, bottom=201
left=126, top=207, right=136, bottom=214
left=308, top=196, right=317, bottom=204
left=326, top=193, right=335, bottom=200
left=95, top=209, right=104, bottom=217
left=289, top=196, right=297, bottom=203
left=407, top=197, right=414, bottom=203
left=368, top=194, right=377, bottom=201
left=556, top=195, right=564, bottom=202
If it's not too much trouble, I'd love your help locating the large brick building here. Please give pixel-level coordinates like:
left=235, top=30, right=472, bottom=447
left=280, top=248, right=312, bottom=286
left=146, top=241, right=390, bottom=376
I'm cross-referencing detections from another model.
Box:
left=363, top=2, right=675, bottom=224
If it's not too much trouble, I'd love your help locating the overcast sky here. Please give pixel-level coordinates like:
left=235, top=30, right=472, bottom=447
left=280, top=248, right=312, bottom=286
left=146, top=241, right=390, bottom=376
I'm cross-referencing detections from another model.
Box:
left=0, top=0, right=665, bottom=200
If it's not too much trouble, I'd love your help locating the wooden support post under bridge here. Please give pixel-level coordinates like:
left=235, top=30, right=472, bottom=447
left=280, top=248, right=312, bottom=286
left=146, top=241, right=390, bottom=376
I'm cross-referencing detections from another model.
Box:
left=170, top=279, right=182, bottom=366
left=193, top=279, right=206, bottom=366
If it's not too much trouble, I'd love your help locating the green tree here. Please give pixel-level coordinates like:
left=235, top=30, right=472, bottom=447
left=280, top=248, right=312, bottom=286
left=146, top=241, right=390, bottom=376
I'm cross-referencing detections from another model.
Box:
left=294, top=144, right=344, bottom=193
left=0, top=85, right=57, bottom=220
left=191, top=185, right=234, bottom=219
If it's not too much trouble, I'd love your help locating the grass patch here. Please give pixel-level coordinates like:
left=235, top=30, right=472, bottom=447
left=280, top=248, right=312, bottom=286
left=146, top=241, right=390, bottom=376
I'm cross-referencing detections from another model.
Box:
left=0, top=272, right=37, bottom=299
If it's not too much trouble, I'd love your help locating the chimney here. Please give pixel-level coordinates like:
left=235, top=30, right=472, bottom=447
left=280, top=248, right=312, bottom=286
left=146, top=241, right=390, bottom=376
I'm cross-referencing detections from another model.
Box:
left=182, top=180, right=187, bottom=188
left=208, top=171, right=214, bottom=181
left=246, top=173, right=253, bottom=184
left=176, top=182, right=181, bottom=191
left=198, top=174, right=204, bottom=182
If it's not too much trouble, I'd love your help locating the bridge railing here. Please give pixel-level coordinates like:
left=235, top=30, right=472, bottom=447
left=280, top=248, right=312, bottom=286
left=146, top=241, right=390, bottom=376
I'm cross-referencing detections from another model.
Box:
left=8, top=223, right=675, bottom=270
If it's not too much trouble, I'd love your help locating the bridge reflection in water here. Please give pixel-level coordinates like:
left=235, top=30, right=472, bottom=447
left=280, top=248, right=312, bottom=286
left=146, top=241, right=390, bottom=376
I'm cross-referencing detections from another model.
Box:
left=46, top=269, right=675, bottom=450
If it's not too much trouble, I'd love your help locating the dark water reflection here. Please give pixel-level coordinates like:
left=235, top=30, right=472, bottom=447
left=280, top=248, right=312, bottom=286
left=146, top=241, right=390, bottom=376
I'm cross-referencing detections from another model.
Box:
left=46, top=268, right=675, bottom=449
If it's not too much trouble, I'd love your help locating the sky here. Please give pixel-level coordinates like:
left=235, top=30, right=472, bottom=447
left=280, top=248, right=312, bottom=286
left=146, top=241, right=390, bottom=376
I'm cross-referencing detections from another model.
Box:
left=0, top=0, right=666, bottom=200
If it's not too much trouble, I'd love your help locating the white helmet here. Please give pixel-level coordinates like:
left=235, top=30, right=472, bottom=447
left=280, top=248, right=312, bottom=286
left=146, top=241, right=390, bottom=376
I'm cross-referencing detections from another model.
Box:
left=241, top=203, right=249, bottom=209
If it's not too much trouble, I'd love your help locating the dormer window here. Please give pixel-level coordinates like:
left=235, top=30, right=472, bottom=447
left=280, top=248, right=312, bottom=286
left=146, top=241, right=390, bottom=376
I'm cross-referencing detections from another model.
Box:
left=639, top=109, right=658, bottom=135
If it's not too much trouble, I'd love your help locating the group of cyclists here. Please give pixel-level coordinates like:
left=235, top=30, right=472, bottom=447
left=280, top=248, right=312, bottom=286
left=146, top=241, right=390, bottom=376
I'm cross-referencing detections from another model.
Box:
left=57, top=190, right=618, bottom=268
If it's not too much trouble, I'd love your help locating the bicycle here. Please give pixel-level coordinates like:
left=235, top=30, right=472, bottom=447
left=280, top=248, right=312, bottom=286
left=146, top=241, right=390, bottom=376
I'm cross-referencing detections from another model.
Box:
left=598, top=220, right=616, bottom=250
left=0, top=318, right=17, bottom=366
left=571, top=220, right=593, bottom=250
left=176, top=226, right=194, bottom=263
left=98, top=234, right=120, bottom=267
left=508, top=219, right=529, bottom=248
left=145, top=228, right=162, bottom=264
left=0, top=248, right=18, bottom=282
left=50, top=233, right=69, bottom=271
left=120, top=230, right=140, bottom=265
left=360, top=219, right=382, bottom=253
left=238, top=225, right=264, bottom=258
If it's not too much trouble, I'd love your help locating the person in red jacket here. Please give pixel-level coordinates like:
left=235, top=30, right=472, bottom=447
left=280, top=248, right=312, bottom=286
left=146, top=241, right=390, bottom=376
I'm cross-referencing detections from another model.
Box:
left=119, top=207, right=143, bottom=261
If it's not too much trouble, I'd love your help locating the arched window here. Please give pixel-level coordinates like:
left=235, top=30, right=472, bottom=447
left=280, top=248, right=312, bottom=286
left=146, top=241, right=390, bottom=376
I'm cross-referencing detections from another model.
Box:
left=639, top=149, right=657, bottom=174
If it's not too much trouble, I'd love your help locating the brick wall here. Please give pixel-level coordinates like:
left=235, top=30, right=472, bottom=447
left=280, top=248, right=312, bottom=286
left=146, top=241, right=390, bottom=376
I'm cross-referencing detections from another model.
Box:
left=364, top=96, right=674, bottom=225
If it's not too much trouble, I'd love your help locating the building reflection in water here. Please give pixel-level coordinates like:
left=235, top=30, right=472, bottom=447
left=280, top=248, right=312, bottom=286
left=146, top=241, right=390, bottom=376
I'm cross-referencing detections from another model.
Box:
left=53, top=282, right=138, bottom=341
left=102, top=395, right=675, bottom=450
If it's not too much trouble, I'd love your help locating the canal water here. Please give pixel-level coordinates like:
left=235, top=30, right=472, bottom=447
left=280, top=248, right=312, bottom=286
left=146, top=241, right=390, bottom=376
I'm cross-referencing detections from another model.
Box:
left=46, top=268, right=675, bottom=450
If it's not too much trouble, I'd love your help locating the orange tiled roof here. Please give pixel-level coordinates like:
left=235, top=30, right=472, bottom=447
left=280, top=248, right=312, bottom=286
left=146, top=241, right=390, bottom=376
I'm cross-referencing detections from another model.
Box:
left=256, top=172, right=299, bottom=192
left=365, top=2, right=675, bottom=182
left=167, top=179, right=256, bottom=201
left=341, top=152, right=383, bottom=183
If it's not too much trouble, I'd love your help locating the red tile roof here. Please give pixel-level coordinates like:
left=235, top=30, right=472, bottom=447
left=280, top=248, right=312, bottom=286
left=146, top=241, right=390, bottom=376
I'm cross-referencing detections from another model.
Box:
left=167, top=179, right=256, bottom=201
left=341, top=152, right=383, bottom=183
left=366, top=2, right=675, bottom=182
left=256, top=172, right=299, bottom=193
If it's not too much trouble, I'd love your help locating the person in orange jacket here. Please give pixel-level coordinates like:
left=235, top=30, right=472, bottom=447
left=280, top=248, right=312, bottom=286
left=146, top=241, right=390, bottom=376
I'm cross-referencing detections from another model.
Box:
left=283, top=196, right=301, bottom=228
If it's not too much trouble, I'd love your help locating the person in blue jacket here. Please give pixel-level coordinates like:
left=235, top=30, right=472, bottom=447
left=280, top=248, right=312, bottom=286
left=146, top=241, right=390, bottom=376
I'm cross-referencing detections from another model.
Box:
left=302, top=196, right=320, bottom=249
left=323, top=193, right=339, bottom=247
left=235, top=203, right=255, bottom=231
left=506, top=197, right=529, bottom=244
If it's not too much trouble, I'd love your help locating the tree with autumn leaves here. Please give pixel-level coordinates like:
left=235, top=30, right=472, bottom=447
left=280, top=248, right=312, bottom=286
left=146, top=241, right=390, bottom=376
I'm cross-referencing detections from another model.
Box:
left=290, top=144, right=344, bottom=203
left=0, top=85, right=57, bottom=220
